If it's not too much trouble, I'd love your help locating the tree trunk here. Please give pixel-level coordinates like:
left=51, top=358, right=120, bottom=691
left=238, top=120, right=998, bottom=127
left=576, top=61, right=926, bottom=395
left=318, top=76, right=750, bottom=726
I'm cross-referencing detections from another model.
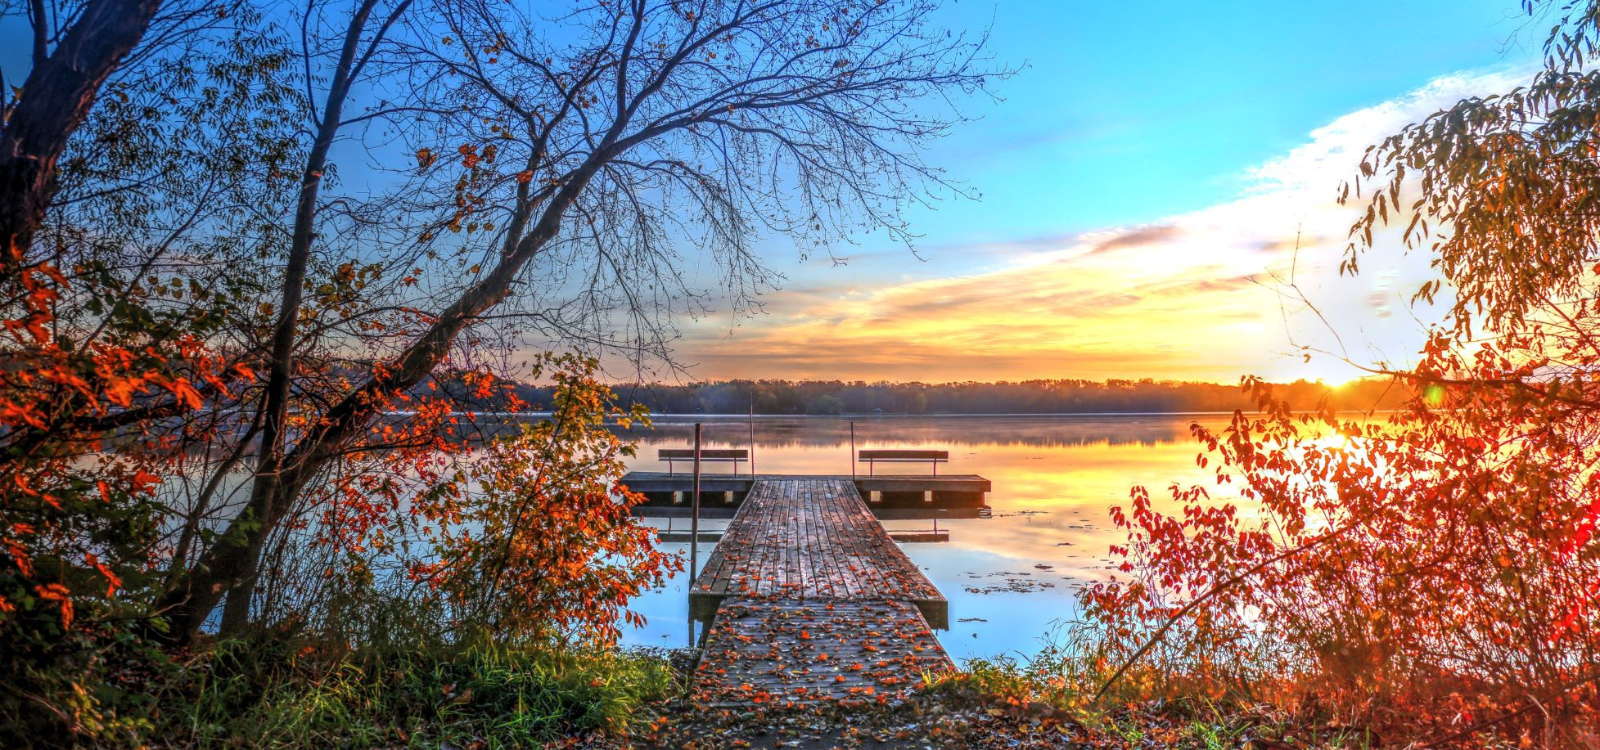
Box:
left=161, top=2, right=650, bottom=640
left=160, top=156, right=602, bottom=641
left=215, top=0, right=382, bottom=636
left=0, top=0, right=162, bottom=262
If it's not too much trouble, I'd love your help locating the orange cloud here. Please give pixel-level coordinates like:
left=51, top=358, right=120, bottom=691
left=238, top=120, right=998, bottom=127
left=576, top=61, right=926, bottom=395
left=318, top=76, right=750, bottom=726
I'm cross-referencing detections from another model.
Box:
left=678, top=249, right=1278, bottom=382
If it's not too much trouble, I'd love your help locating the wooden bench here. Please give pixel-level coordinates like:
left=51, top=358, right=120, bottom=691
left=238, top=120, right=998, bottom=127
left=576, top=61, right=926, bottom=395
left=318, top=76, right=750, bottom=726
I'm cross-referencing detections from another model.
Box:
left=660, top=448, right=749, bottom=475
left=858, top=449, right=949, bottom=476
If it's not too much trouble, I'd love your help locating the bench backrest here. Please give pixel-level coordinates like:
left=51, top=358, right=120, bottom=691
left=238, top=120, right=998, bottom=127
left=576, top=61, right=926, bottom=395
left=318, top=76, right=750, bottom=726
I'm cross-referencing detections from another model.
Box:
left=658, top=448, right=748, bottom=461
left=858, top=449, right=948, bottom=461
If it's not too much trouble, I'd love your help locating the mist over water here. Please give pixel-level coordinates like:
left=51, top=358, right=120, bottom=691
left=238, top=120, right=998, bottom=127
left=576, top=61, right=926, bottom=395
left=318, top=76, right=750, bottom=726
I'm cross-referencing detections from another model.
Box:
left=615, top=414, right=1227, bottom=662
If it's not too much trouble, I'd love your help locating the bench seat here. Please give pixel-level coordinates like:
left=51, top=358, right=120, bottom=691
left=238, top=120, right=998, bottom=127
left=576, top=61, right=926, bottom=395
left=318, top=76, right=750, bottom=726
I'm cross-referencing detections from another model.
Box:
left=858, top=449, right=948, bottom=476
left=660, top=448, right=749, bottom=474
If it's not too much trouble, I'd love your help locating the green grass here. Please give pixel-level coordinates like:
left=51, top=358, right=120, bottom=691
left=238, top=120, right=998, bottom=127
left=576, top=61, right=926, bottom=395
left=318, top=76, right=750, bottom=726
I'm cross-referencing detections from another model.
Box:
left=161, top=637, right=681, bottom=750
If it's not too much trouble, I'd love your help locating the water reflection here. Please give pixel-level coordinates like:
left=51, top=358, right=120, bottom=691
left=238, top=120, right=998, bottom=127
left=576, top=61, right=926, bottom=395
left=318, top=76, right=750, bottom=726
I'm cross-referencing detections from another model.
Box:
left=615, top=413, right=1200, bottom=451
left=617, top=414, right=1225, bottom=662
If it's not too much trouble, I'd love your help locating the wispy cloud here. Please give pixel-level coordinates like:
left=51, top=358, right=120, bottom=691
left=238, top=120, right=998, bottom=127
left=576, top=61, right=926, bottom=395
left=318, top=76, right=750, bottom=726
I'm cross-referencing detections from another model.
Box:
left=1084, top=224, right=1183, bottom=256
left=672, top=66, right=1536, bottom=383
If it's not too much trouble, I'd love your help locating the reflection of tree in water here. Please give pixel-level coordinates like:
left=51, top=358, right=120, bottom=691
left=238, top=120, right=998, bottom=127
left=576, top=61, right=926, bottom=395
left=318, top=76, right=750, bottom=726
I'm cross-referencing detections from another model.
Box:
left=609, top=415, right=1201, bottom=450
left=429, top=413, right=1372, bottom=450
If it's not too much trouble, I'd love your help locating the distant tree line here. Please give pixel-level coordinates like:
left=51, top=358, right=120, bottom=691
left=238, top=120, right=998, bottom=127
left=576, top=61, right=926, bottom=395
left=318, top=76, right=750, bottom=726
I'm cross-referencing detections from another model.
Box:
left=454, top=377, right=1412, bottom=415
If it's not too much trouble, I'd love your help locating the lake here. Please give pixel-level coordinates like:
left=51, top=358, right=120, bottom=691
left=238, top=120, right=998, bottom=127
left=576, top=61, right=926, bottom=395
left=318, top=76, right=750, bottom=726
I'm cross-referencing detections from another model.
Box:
left=613, top=413, right=1227, bottom=663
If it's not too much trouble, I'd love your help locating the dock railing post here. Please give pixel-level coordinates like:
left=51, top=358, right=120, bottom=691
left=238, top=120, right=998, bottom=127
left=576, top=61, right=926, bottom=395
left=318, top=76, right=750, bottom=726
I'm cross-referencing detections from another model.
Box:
left=691, top=423, right=702, bottom=582
left=850, top=421, right=856, bottom=478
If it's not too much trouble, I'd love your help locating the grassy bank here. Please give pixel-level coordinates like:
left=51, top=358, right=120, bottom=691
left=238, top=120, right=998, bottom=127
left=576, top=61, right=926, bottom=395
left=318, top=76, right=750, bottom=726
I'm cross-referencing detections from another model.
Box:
left=17, top=628, right=1594, bottom=749
left=9, top=634, right=682, bottom=750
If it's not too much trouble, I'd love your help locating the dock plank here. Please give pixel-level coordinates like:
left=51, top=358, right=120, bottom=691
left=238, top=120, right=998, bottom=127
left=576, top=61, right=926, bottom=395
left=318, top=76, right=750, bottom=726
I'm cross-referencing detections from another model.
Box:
left=693, top=599, right=952, bottom=706
left=688, top=477, right=953, bottom=706
left=689, top=478, right=943, bottom=615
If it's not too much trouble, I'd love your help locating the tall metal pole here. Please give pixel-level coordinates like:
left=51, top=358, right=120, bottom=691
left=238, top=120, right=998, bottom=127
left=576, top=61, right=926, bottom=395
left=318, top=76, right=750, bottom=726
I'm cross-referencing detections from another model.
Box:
left=850, top=421, right=856, bottom=478
left=691, top=422, right=702, bottom=581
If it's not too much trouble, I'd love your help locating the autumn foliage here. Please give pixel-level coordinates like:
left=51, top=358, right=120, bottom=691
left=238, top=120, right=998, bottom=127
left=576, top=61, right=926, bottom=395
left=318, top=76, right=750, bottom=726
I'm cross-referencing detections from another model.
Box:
left=413, top=354, right=680, bottom=644
left=1085, top=2, right=1600, bottom=745
left=0, top=0, right=1002, bottom=742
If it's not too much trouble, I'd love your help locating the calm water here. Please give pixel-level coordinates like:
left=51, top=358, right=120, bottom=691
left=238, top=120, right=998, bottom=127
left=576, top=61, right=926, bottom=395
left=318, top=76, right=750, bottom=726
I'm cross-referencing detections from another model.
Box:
left=613, top=414, right=1227, bottom=662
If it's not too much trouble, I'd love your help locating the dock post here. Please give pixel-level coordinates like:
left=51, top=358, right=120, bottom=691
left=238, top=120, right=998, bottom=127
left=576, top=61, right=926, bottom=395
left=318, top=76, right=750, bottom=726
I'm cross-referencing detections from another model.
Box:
left=850, top=421, right=856, bottom=478
left=691, top=423, right=702, bottom=581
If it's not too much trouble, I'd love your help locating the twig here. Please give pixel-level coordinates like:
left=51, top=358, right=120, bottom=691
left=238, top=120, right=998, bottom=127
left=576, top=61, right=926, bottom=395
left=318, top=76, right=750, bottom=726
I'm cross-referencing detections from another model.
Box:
left=1093, top=524, right=1354, bottom=702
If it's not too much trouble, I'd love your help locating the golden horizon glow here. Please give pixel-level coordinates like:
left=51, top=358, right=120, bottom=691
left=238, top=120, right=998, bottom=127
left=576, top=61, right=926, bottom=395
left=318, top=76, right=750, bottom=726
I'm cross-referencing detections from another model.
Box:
left=657, top=71, right=1530, bottom=386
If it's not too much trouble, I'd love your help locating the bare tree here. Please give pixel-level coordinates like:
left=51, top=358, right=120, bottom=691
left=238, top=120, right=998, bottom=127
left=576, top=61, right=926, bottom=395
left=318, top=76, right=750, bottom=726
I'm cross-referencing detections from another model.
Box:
left=152, top=0, right=1001, bottom=639
left=213, top=0, right=416, bottom=636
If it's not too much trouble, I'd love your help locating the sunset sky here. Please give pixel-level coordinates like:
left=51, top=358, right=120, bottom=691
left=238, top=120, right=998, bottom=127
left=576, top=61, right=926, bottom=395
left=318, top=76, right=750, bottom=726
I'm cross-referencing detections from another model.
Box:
left=668, top=0, right=1544, bottom=384
left=0, top=1, right=1545, bottom=385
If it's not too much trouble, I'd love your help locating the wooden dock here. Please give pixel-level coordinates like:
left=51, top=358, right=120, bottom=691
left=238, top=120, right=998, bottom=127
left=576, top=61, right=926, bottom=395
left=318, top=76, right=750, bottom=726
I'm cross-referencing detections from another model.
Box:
left=689, top=478, right=954, bottom=704
left=622, top=471, right=990, bottom=516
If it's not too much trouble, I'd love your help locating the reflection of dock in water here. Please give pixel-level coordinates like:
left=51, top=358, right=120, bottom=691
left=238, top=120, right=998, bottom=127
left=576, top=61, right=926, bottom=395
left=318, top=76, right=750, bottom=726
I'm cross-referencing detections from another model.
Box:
left=656, top=527, right=951, bottom=543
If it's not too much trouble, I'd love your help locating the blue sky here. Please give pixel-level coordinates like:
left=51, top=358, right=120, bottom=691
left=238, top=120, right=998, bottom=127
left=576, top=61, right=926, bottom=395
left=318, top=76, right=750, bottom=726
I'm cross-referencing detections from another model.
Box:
left=1, top=1, right=1551, bottom=383
left=879, top=0, right=1537, bottom=257
left=669, top=0, right=1548, bottom=383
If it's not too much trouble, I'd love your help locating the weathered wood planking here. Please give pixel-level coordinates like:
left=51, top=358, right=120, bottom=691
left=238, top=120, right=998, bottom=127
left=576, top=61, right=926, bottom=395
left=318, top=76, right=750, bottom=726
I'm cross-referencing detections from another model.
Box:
left=693, top=599, right=953, bottom=706
left=688, top=478, right=947, bottom=627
